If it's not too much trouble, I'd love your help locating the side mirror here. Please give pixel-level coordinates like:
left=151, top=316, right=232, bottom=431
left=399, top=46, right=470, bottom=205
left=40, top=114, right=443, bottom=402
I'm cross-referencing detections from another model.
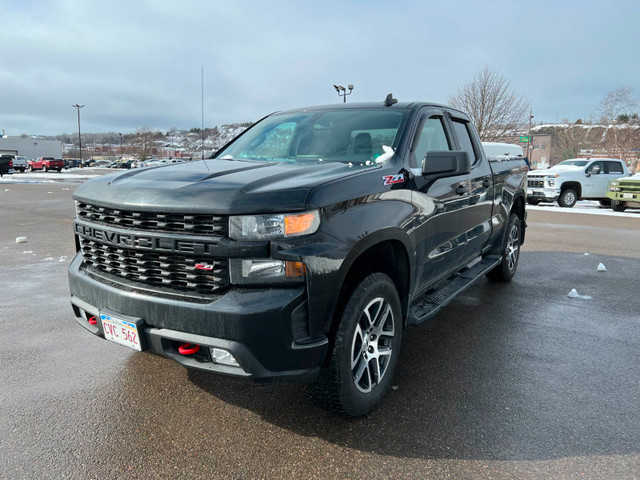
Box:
left=422, top=151, right=471, bottom=178
left=591, top=165, right=601, bottom=175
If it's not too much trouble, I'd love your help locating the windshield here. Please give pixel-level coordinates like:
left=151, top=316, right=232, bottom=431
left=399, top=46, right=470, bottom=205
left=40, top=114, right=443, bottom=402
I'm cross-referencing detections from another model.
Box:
left=555, top=160, right=588, bottom=167
left=215, top=109, right=407, bottom=165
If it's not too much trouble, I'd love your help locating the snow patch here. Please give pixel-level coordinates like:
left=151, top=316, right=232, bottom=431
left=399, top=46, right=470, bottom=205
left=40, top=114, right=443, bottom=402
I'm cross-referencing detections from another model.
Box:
left=16, top=236, right=27, bottom=243
left=43, top=257, right=55, bottom=262
left=597, top=263, right=607, bottom=272
left=567, top=288, right=592, bottom=300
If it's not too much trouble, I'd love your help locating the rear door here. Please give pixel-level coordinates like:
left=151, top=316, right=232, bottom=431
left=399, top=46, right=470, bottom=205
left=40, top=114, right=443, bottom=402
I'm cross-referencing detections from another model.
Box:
left=410, top=108, right=472, bottom=291
left=447, top=113, right=494, bottom=258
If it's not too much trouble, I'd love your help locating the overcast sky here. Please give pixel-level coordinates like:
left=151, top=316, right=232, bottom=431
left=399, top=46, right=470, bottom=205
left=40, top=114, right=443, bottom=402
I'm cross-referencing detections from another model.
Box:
left=2, top=0, right=639, bottom=135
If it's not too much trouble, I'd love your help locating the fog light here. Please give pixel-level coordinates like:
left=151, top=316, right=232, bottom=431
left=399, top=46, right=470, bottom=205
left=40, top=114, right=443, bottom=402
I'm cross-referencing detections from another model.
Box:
left=210, top=348, right=240, bottom=367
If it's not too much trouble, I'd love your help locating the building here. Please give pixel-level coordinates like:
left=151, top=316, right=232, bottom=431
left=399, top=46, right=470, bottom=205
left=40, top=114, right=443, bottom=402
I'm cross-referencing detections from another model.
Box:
left=0, top=137, right=63, bottom=159
left=498, top=134, right=553, bottom=170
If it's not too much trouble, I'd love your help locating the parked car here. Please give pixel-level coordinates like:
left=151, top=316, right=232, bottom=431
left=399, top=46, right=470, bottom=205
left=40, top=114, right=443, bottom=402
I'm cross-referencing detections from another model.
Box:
left=27, top=157, right=64, bottom=172
left=608, top=172, right=640, bottom=211
left=69, top=98, right=528, bottom=416
left=0, top=154, right=14, bottom=175
left=526, top=158, right=630, bottom=207
left=64, top=159, right=83, bottom=169
left=12, top=156, right=28, bottom=172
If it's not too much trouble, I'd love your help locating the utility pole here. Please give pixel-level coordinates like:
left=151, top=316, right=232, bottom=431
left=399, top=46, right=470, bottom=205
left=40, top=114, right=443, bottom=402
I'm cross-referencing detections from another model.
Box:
left=201, top=66, right=205, bottom=160
left=72, top=104, right=85, bottom=168
left=119, top=133, right=123, bottom=159
left=528, top=109, right=534, bottom=165
left=333, top=84, right=354, bottom=103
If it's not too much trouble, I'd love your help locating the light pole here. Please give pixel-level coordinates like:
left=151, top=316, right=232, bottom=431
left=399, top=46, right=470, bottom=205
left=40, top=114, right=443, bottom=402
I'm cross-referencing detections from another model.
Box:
left=119, top=133, right=123, bottom=160
left=333, top=84, right=354, bottom=103
left=72, top=104, right=84, bottom=167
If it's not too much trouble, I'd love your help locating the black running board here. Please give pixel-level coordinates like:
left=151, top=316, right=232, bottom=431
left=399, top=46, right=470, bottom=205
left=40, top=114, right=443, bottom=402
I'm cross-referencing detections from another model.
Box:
left=408, top=255, right=501, bottom=325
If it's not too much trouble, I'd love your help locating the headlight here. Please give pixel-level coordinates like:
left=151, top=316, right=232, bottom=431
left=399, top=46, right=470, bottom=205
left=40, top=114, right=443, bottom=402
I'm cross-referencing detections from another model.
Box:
left=229, top=259, right=306, bottom=285
left=546, top=174, right=558, bottom=187
left=229, top=210, right=321, bottom=241
left=608, top=182, right=620, bottom=192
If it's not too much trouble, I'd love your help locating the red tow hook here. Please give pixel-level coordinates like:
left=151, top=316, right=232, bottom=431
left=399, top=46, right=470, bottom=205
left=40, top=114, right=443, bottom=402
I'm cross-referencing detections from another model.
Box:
left=178, top=343, right=201, bottom=355
left=88, top=316, right=97, bottom=325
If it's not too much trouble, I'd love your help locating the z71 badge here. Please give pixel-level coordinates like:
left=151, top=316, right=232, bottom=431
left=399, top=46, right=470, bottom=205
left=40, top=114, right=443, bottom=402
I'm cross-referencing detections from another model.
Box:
left=382, top=174, right=405, bottom=186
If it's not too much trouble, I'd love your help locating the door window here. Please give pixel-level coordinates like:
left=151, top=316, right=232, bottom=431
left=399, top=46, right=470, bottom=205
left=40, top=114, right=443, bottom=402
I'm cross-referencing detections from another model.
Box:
left=605, top=161, right=623, bottom=174
left=586, top=161, right=605, bottom=175
left=450, top=119, right=478, bottom=164
left=411, top=116, right=451, bottom=169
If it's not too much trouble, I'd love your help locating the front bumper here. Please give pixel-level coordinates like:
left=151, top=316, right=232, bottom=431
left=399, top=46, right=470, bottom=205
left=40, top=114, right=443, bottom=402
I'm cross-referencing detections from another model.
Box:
left=68, top=254, right=328, bottom=381
left=527, top=187, right=559, bottom=202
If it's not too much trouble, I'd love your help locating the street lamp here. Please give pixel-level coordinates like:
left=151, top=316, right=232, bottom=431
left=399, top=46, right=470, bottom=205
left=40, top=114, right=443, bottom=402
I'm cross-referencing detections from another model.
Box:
left=119, top=133, right=123, bottom=159
left=333, top=84, right=354, bottom=103
left=72, top=104, right=84, bottom=167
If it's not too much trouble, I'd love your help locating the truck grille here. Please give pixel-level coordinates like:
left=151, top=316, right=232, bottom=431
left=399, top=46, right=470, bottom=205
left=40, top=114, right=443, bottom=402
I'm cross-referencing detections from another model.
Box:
left=76, top=202, right=228, bottom=236
left=79, top=238, right=229, bottom=294
left=527, top=178, right=544, bottom=188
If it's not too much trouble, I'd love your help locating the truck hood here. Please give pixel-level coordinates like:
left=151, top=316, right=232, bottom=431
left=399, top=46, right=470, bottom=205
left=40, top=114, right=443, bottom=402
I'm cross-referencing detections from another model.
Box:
left=74, top=159, right=374, bottom=214
left=528, top=165, right=582, bottom=176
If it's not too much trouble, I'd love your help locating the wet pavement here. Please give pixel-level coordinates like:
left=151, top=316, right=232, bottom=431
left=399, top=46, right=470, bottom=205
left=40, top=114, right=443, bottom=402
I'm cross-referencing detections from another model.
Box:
left=1, top=183, right=639, bottom=479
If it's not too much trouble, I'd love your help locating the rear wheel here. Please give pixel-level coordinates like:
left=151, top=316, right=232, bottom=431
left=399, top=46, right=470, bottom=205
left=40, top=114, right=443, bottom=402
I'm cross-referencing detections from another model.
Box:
left=558, top=188, right=577, bottom=208
left=311, top=272, right=403, bottom=417
left=487, top=213, right=521, bottom=282
left=611, top=199, right=627, bottom=212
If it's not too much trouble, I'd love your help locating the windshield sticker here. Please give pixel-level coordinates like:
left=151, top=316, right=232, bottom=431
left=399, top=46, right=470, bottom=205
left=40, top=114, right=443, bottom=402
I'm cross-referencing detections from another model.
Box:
left=383, top=174, right=404, bottom=186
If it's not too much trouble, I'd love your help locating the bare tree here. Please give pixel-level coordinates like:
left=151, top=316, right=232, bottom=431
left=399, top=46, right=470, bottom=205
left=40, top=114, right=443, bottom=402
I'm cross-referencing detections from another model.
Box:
left=597, top=87, right=637, bottom=124
left=130, top=127, right=157, bottom=161
left=596, top=87, right=640, bottom=170
left=448, top=66, right=529, bottom=141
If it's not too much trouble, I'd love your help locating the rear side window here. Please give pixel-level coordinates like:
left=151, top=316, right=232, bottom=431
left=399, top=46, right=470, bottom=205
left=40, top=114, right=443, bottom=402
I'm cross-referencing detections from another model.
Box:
left=451, top=119, right=478, bottom=164
left=411, top=117, right=451, bottom=168
left=605, top=161, right=624, bottom=174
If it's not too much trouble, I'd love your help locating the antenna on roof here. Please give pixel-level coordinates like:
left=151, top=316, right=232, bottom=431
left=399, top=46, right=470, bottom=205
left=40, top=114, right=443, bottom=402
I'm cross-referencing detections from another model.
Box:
left=383, top=93, right=398, bottom=107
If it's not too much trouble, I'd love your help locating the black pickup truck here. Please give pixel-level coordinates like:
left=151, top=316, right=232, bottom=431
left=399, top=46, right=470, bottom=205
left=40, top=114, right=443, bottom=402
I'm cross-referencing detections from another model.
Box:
left=69, top=98, right=528, bottom=416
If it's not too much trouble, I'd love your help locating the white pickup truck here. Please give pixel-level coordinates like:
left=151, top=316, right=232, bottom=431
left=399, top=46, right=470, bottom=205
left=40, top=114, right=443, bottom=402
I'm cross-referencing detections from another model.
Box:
left=526, top=158, right=630, bottom=207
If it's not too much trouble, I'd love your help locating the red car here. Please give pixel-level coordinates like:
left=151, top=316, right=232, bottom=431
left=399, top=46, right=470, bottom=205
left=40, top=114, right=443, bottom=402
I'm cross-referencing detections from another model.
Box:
left=27, top=157, right=64, bottom=172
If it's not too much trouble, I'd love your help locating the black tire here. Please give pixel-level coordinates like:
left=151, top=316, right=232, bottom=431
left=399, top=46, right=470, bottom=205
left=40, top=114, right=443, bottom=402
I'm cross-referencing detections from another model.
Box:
left=311, top=272, right=403, bottom=417
left=527, top=199, right=541, bottom=206
left=611, top=199, right=627, bottom=212
left=599, top=199, right=611, bottom=207
left=42, top=165, right=48, bottom=172
left=486, top=213, right=521, bottom=282
left=27, top=165, right=33, bottom=172
left=558, top=188, right=577, bottom=208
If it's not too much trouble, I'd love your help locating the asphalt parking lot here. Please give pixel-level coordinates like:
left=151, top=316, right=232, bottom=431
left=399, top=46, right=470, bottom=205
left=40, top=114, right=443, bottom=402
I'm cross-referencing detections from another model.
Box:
left=1, top=180, right=639, bottom=479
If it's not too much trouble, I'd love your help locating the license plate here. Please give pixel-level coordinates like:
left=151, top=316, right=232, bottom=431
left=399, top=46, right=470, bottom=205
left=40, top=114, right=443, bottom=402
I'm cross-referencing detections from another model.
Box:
left=100, top=312, right=143, bottom=351
left=527, top=189, right=533, bottom=195
left=623, top=193, right=634, bottom=199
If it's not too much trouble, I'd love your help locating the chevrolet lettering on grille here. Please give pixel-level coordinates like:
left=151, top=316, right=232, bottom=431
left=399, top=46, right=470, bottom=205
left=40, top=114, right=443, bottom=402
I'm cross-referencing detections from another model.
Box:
left=74, top=222, right=219, bottom=255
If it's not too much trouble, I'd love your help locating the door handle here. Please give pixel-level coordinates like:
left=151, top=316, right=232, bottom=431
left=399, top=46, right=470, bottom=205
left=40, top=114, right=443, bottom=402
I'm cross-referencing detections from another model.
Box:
left=456, top=184, right=470, bottom=195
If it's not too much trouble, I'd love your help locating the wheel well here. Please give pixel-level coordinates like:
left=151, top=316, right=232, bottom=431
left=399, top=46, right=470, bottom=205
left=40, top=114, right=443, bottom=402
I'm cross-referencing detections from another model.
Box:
left=326, top=240, right=410, bottom=358
left=561, top=181, right=582, bottom=198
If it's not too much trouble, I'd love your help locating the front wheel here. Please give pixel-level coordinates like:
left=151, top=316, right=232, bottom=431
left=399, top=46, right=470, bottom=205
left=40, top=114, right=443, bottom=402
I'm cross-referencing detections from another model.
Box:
left=42, top=165, right=48, bottom=172
left=599, top=199, right=611, bottom=207
left=611, top=199, right=627, bottom=212
left=311, top=272, right=403, bottom=417
left=558, top=188, right=577, bottom=208
left=27, top=165, right=33, bottom=172
left=486, top=213, right=521, bottom=282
